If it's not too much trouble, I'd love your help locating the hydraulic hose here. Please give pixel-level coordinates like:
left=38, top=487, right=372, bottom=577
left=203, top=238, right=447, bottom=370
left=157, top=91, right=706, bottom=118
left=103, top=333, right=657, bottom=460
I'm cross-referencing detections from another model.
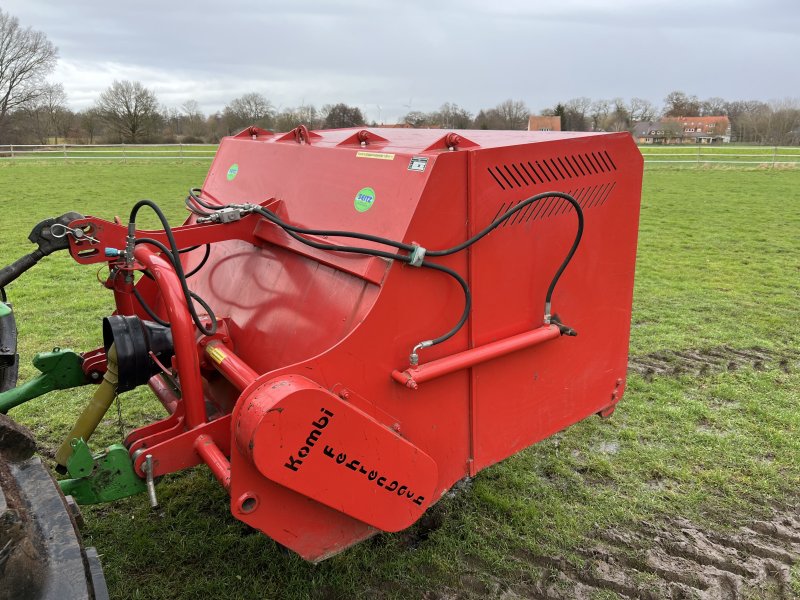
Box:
left=128, top=200, right=217, bottom=335
left=190, top=187, right=584, bottom=362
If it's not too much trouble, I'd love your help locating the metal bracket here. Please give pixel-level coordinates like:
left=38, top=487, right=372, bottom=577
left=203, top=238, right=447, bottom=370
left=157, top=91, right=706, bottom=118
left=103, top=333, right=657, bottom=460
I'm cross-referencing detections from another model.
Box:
left=58, top=439, right=146, bottom=505
left=408, top=244, right=427, bottom=267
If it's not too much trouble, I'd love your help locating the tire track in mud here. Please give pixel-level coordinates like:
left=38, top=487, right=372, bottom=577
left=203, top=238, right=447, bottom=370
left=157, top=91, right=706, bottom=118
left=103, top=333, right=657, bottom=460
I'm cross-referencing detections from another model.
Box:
left=628, top=345, right=799, bottom=379
left=449, top=507, right=800, bottom=599
left=413, top=347, right=800, bottom=599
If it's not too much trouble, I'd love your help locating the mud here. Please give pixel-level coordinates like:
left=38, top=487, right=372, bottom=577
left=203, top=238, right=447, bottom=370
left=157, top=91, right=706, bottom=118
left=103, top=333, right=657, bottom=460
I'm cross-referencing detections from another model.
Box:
left=440, top=506, right=800, bottom=599
left=628, top=346, right=799, bottom=379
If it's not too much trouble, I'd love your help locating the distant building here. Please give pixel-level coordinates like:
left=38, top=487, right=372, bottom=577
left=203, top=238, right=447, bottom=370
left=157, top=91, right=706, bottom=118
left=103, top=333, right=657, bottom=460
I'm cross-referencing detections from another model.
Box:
left=634, top=116, right=731, bottom=144
left=528, top=116, right=561, bottom=132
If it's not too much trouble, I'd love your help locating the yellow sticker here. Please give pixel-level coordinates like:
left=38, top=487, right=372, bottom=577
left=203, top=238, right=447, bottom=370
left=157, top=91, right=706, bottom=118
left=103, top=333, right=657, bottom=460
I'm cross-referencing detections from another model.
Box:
left=356, top=151, right=395, bottom=161
left=206, top=345, right=227, bottom=365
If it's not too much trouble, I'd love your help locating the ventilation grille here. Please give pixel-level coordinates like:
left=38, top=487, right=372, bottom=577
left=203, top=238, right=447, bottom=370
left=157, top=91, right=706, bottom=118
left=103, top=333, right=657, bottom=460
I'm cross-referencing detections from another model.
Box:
left=493, top=183, right=617, bottom=227
left=488, top=150, right=617, bottom=191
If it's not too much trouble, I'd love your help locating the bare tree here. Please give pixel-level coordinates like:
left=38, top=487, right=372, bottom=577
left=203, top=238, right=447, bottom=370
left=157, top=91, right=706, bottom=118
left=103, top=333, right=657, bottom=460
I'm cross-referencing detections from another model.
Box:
left=180, top=99, right=206, bottom=138
left=433, top=102, right=472, bottom=128
left=607, top=97, right=631, bottom=131
left=628, top=97, right=657, bottom=123
left=42, top=83, right=69, bottom=142
left=321, top=103, right=365, bottom=129
left=402, top=110, right=430, bottom=128
left=274, top=104, right=319, bottom=131
left=205, top=111, right=226, bottom=142
left=494, top=99, right=529, bottom=129
left=96, top=80, right=160, bottom=142
left=19, top=82, right=68, bottom=143
left=79, top=107, right=102, bottom=144
left=0, top=9, right=59, bottom=141
left=295, top=104, right=320, bottom=129
left=473, top=109, right=501, bottom=130
left=224, top=92, right=275, bottom=133
left=663, top=91, right=701, bottom=117
left=563, top=97, right=591, bottom=130
left=590, top=99, right=611, bottom=131
left=700, top=97, right=727, bottom=116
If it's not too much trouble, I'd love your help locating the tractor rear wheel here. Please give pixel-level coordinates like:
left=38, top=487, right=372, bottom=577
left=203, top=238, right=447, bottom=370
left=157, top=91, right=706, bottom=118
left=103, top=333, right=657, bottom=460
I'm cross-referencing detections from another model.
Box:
left=0, top=304, right=108, bottom=600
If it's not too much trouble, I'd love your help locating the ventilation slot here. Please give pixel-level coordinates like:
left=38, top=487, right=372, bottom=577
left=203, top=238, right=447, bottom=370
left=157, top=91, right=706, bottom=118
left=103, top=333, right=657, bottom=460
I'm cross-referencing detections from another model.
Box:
left=489, top=151, right=617, bottom=191
left=498, top=182, right=617, bottom=227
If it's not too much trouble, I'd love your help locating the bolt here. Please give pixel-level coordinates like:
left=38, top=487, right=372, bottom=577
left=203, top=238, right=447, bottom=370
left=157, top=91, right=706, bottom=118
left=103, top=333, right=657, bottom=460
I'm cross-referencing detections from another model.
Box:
left=392, top=423, right=400, bottom=432
left=222, top=336, right=230, bottom=344
left=338, top=390, right=351, bottom=400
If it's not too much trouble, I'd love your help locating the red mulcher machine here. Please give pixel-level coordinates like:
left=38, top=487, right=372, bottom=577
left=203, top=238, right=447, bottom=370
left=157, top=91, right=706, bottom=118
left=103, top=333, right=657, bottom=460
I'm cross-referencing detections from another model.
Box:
left=0, top=127, right=642, bottom=592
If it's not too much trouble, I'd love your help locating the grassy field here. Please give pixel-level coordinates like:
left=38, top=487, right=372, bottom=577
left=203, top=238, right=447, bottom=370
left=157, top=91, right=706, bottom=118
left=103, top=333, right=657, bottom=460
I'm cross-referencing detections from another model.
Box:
left=0, top=161, right=798, bottom=598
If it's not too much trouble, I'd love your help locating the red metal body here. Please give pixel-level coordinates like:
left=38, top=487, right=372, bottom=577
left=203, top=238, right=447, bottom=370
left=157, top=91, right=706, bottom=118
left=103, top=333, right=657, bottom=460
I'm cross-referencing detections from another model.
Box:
left=65, top=127, right=642, bottom=561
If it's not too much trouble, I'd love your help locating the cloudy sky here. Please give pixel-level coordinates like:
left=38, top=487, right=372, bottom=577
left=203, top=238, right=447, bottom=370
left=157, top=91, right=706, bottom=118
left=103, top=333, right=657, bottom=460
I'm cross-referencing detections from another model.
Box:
left=4, top=0, right=799, bottom=123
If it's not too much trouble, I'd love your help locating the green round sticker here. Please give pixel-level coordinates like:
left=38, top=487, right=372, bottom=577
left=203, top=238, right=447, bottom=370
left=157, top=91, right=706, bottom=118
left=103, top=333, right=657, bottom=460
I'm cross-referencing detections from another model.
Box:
left=226, top=163, right=239, bottom=181
left=354, top=187, right=375, bottom=212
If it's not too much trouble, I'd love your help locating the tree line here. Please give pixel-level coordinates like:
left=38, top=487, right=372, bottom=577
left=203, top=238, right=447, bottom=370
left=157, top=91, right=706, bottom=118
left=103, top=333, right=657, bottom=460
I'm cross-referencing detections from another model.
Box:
left=1, top=8, right=798, bottom=146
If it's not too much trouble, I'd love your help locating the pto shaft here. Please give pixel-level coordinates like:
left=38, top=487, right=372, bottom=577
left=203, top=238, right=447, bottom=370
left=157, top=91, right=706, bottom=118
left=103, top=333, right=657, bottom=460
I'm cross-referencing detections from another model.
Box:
left=55, top=345, right=119, bottom=467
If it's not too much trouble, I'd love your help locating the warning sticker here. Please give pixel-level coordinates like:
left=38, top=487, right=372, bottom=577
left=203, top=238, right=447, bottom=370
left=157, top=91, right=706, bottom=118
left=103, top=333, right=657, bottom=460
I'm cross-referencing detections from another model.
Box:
left=356, top=151, right=395, bottom=161
left=408, top=157, right=429, bottom=172
left=206, top=345, right=227, bottom=365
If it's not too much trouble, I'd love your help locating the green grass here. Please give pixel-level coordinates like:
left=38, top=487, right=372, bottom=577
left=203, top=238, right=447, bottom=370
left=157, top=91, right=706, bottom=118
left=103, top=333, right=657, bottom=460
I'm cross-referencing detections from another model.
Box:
left=0, top=162, right=798, bottom=599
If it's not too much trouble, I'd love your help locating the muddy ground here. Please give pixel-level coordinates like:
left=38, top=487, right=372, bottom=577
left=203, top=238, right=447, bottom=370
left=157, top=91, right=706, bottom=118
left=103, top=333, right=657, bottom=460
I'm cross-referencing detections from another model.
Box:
left=425, top=346, right=800, bottom=599
left=453, top=506, right=800, bottom=599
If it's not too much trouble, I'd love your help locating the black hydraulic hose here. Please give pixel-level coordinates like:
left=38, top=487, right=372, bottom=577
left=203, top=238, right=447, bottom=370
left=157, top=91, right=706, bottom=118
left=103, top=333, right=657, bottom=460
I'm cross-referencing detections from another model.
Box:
left=427, top=191, right=582, bottom=257
left=133, top=240, right=213, bottom=326
left=132, top=286, right=170, bottom=327
left=192, top=186, right=414, bottom=251
left=185, top=194, right=215, bottom=217
left=417, top=261, right=471, bottom=347
left=129, top=200, right=217, bottom=336
left=252, top=207, right=471, bottom=350
left=188, top=188, right=231, bottom=211
left=426, top=191, right=584, bottom=318
left=251, top=192, right=583, bottom=352
left=255, top=206, right=416, bottom=252
left=185, top=244, right=211, bottom=278
left=196, top=189, right=583, bottom=357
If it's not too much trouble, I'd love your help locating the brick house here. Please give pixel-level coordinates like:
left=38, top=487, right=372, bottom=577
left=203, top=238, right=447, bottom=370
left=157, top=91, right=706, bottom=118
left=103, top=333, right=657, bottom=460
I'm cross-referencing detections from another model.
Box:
left=527, top=116, right=562, bottom=132
left=633, top=116, right=731, bottom=144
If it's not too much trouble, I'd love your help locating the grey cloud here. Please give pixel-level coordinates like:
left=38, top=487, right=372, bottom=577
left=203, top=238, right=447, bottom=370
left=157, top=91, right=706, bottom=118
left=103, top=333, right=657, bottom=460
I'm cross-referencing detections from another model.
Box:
left=3, top=0, right=799, bottom=121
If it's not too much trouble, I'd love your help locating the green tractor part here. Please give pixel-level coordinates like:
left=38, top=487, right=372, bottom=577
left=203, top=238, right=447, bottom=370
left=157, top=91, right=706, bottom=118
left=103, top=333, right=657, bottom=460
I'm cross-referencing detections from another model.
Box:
left=0, top=348, right=88, bottom=414
left=59, top=438, right=146, bottom=505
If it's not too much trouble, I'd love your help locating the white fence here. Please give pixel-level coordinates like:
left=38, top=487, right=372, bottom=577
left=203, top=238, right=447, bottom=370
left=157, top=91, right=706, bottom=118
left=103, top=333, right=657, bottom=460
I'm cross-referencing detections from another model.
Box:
left=0, top=143, right=217, bottom=161
left=0, top=143, right=798, bottom=167
left=638, top=145, right=800, bottom=167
